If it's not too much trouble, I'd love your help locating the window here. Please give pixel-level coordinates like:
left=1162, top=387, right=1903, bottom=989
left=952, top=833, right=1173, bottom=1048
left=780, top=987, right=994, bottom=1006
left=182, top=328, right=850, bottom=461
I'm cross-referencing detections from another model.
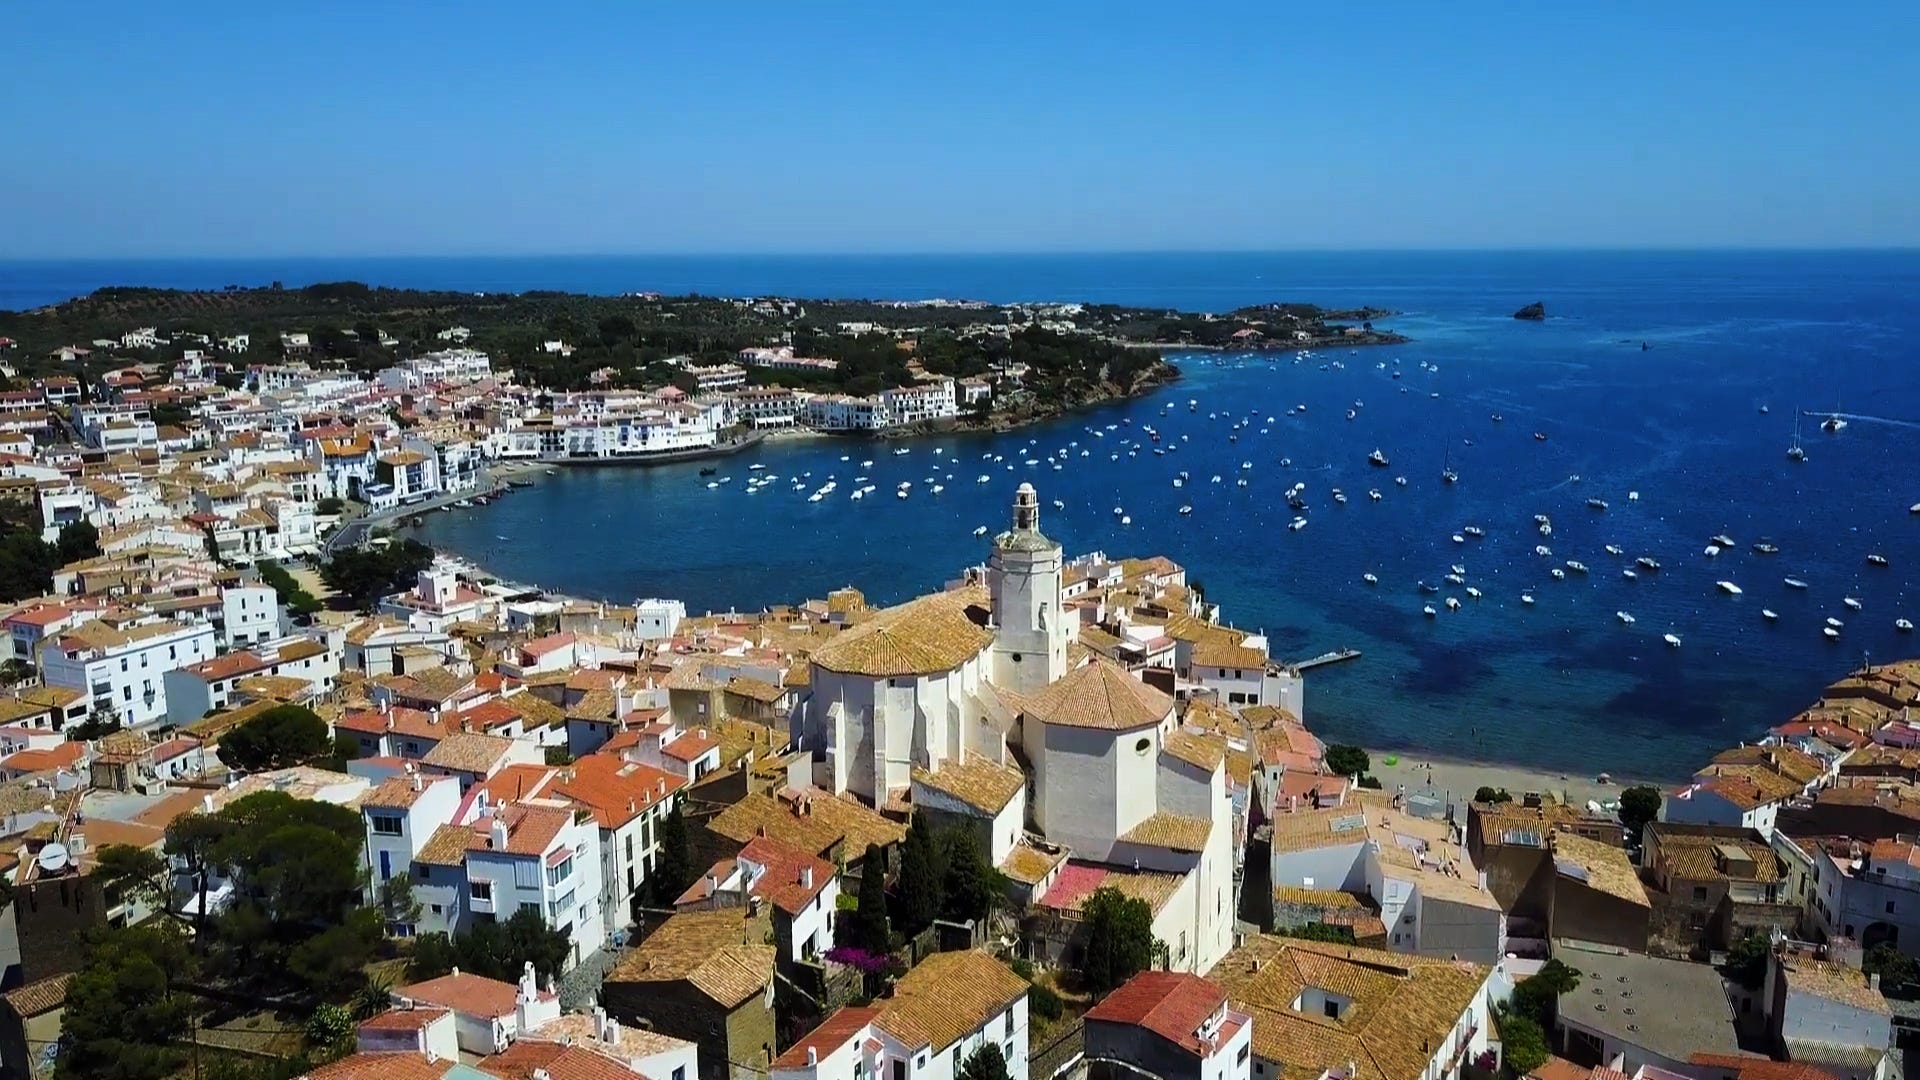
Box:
left=1135, top=737, right=1151, bottom=755
left=370, top=814, right=403, bottom=836
left=1011, top=653, right=1022, bottom=663
left=514, top=861, right=541, bottom=889
left=673, top=1069, right=686, bottom=1080
left=1239, top=1045, right=1251, bottom=1064
left=1693, top=886, right=1708, bottom=901
left=1889, top=901, right=1898, bottom=914
left=547, top=857, right=574, bottom=886
left=625, top=834, right=634, bottom=861
left=430, top=903, right=443, bottom=915
left=1324, top=1000, right=1340, bottom=1018
left=470, top=880, right=492, bottom=902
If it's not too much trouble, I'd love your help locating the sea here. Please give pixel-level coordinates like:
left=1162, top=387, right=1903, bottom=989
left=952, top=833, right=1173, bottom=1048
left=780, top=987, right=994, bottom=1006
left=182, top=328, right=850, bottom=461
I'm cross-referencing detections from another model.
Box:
left=7, top=251, right=1919, bottom=781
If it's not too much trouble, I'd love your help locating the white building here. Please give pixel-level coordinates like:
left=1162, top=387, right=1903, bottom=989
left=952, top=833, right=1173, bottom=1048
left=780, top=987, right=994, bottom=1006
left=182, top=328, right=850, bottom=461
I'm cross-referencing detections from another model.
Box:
left=362, top=770, right=465, bottom=905
left=39, top=619, right=219, bottom=728
left=634, top=598, right=686, bottom=641
left=988, top=484, right=1069, bottom=697
left=773, top=951, right=1028, bottom=1080
left=1664, top=773, right=1786, bottom=838
left=1085, top=971, right=1254, bottom=1080
left=677, top=834, right=839, bottom=965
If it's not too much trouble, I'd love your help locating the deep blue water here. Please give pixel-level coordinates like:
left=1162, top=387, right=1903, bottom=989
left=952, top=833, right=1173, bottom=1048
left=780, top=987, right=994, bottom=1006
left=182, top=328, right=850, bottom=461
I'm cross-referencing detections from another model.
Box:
left=8, top=251, right=1919, bottom=779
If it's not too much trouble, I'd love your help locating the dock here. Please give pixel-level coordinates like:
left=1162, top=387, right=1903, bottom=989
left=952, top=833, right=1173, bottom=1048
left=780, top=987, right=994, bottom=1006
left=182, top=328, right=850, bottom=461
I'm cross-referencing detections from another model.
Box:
left=1289, top=649, right=1362, bottom=672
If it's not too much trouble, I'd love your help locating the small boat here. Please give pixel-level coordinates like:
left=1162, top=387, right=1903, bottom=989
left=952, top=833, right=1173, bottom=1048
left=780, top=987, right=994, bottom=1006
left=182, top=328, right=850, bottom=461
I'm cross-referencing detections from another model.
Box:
left=1450, top=564, right=1467, bottom=576
left=1827, top=617, right=1845, bottom=628
left=1347, top=409, right=1357, bottom=421
left=1898, top=619, right=1914, bottom=633
left=1844, top=597, right=1863, bottom=611
left=1911, top=503, right=1920, bottom=514
left=1717, top=581, right=1743, bottom=595
left=1868, top=554, right=1889, bottom=567
left=1664, top=633, right=1682, bottom=648
left=1605, top=544, right=1625, bottom=557
left=1332, top=491, right=1346, bottom=502
left=749, top=463, right=766, bottom=471
left=1534, top=432, right=1548, bottom=441
left=1368, top=449, right=1391, bottom=467
left=1179, top=505, right=1193, bottom=516
left=1521, top=593, right=1535, bottom=605
left=976, top=475, right=990, bottom=483
left=1491, top=413, right=1503, bottom=423
left=1711, top=534, right=1735, bottom=548
left=1567, top=561, right=1588, bottom=574
left=1363, top=573, right=1378, bottom=585
left=1369, top=489, right=1382, bottom=501
left=706, top=481, right=719, bottom=489
left=1423, top=605, right=1437, bottom=618
left=1704, top=545, right=1722, bottom=557
left=1753, top=542, right=1779, bottom=555
left=1788, top=413, right=1808, bottom=461
left=1053, top=499, right=1064, bottom=509
left=1121, top=516, right=1132, bottom=525
left=972, top=525, right=989, bottom=536
left=1784, top=577, right=1809, bottom=590
left=1445, top=597, right=1461, bottom=611
left=1533, top=514, right=1550, bottom=525
left=1824, top=627, right=1841, bottom=640
left=1394, top=476, right=1408, bottom=487
left=1623, top=569, right=1638, bottom=580
left=1535, top=545, right=1552, bottom=558
left=1628, top=490, right=1640, bottom=501
left=1636, top=557, right=1661, bottom=571
left=1762, top=609, right=1779, bottom=621
left=1451, top=534, right=1465, bottom=544
left=1586, top=498, right=1608, bottom=511
left=699, top=466, right=718, bottom=476
left=1113, top=506, right=1124, bottom=516
left=1617, top=611, right=1635, bottom=625
left=1288, top=518, right=1308, bottom=532
left=1418, top=581, right=1441, bottom=594
left=1550, top=568, right=1566, bottom=580
left=1444, top=573, right=1465, bottom=585
left=1463, top=526, right=1485, bottom=538
left=1466, top=586, right=1482, bottom=599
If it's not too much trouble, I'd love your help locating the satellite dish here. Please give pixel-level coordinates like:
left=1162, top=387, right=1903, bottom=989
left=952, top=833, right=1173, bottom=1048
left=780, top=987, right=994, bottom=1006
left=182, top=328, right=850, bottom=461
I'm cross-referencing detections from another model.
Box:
left=37, top=843, right=70, bottom=874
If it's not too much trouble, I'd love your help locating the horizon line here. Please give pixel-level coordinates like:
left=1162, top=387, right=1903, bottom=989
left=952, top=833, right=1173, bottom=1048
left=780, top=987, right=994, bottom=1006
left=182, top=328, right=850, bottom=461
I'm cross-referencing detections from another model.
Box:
left=5, top=245, right=1920, bottom=263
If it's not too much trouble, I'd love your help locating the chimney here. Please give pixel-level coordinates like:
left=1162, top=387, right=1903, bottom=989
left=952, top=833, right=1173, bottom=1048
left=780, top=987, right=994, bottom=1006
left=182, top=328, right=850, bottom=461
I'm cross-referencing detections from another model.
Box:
left=411, top=771, right=423, bottom=792
left=452, top=966, right=460, bottom=978
left=202, top=793, right=215, bottom=813
left=491, top=816, right=509, bottom=850
left=1871, top=972, right=1883, bottom=990
left=806, top=1048, right=817, bottom=1066
left=593, top=1005, right=610, bottom=1040
left=801, top=866, right=813, bottom=890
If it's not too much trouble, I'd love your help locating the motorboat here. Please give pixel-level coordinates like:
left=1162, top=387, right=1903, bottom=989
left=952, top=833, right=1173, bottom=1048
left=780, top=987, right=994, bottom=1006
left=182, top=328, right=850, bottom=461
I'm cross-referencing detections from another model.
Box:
left=1718, top=581, right=1743, bottom=595
left=1753, top=542, right=1779, bottom=555
left=1637, top=557, right=1661, bottom=571
left=1705, top=545, right=1722, bottom=557
left=972, top=525, right=989, bottom=536
left=1368, top=449, right=1391, bottom=467
left=1539, top=523, right=1553, bottom=537
left=1418, top=581, right=1441, bottom=594
left=1617, top=611, right=1635, bottom=625
left=1844, top=597, right=1863, bottom=610
left=1535, top=545, right=1552, bottom=557
left=1623, top=569, right=1638, bottom=581
left=1605, top=544, right=1625, bottom=556
left=1466, top=586, right=1483, bottom=599
left=1898, top=619, right=1914, bottom=633
left=1452, top=534, right=1465, bottom=544
left=1762, top=609, right=1779, bottom=621
left=1450, top=564, right=1468, bottom=576
left=1784, top=578, right=1809, bottom=590
left=1534, top=432, right=1548, bottom=441
left=1868, top=554, right=1889, bottom=567
left=1827, top=617, right=1845, bottom=628
left=1521, top=593, right=1536, bottom=605
left=1363, top=573, right=1378, bottom=585
left=1288, top=518, right=1308, bottom=532
left=1445, top=597, right=1462, bottom=611
left=1824, top=626, right=1841, bottom=640
left=1551, top=568, right=1566, bottom=580
left=1395, top=476, right=1408, bottom=487
left=1423, top=605, right=1437, bottom=618
left=1567, top=561, right=1588, bottom=574
left=1711, top=534, right=1735, bottom=548
left=1369, top=489, right=1382, bottom=501
left=1587, top=498, right=1608, bottom=511
left=1463, top=526, right=1485, bottom=538
left=1179, top=505, right=1193, bottom=516
left=1444, top=573, right=1465, bottom=585
left=1664, top=633, right=1682, bottom=648
left=1534, top=514, right=1551, bottom=526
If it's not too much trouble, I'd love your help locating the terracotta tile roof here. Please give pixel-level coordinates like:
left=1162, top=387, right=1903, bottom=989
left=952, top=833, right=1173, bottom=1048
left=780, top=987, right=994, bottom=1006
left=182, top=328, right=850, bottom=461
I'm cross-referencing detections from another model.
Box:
left=468, top=801, right=574, bottom=857
left=660, top=728, right=718, bottom=761
left=2, top=973, right=72, bottom=1016
left=872, top=950, right=1026, bottom=1053
left=1023, top=659, right=1173, bottom=731
left=415, top=824, right=472, bottom=867
left=707, top=788, right=906, bottom=858
left=1119, top=812, right=1214, bottom=852
left=362, top=772, right=454, bottom=810
left=999, top=838, right=1068, bottom=885
left=2, top=743, right=86, bottom=774
left=912, top=755, right=1025, bottom=814
left=397, top=971, right=521, bottom=1017
left=1780, top=954, right=1890, bottom=1014
left=550, top=755, right=685, bottom=830
left=808, top=587, right=995, bottom=677
left=1191, top=639, right=1269, bottom=670
left=1163, top=729, right=1227, bottom=773
left=1087, top=970, right=1228, bottom=1055
left=335, top=705, right=446, bottom=740
left=735, top=835, right=835, bottom=916
left=606, top=908, right=776, bottom=1007
left=1651, top=828, right=1784, bottom=883
left=472, top=763, right=558, bottom=805
left=1040, top=861, right=1184, bottom=915
left=358, top=1005, right=450, bottom=1031
left=1549, top=832, right=1650, bottom=907
left=303, top=1053, right=454, bottom=1080
left=420, top=731, right=515, bottom=774
left=772, top=1006, right=881, bottom=1068
left=1208, top=935, right=1488, bottom=1080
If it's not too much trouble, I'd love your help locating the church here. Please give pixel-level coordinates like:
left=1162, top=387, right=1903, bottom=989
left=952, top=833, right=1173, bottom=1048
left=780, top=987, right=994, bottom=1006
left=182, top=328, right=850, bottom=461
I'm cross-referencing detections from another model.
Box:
left=792, top=483, right=1236, bottom=976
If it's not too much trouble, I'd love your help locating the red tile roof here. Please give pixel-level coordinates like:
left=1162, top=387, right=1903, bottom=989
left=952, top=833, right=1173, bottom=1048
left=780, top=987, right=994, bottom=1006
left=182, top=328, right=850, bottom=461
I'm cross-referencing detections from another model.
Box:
left=550, top=754, right=685, bottom=830
left=1086, top=971, right=1226, bottom=1055
left=660, top=728, right=718, bottom=762
left=771, top=1006, right=880, bottom=1068
left=303, top=1053, right=454, bottom=1080
left=358, top=1005, right=450, bottom=1031
left=2, top=743, right=85, bottom=773
left=737, top=835, right=835, bottom=915
left=397, top=971, right=519, bottom=1017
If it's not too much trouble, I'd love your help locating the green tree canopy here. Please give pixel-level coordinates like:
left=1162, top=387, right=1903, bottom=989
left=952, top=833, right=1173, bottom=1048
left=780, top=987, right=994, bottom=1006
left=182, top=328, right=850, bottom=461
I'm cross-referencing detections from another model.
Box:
left=407, top=908, right=573, bottom=984
left=91, top=843, right=170, bottom=914
left=321, top=539, right=434, bottom=610
left=1081, top=886, right=1155, bottom=996
left=648, top=804, right=694, bottom=905
left=58, top=924, right=195, bottom=1080
left=898, top=814, right=947, bottom=933
left=1496, top=1010, right=1549, bottom=1075
left=1618, top=786, right=1662, bottom=846
left=1866, top=942, right=1918, bottom=997
left=1726, top=933, right=1771, bottom=990
left=957, top=1042, right=1014, bottom=1080
left=1508, top=957, right=1580, bottom=1027
left=1325, top=744, right=1370, bottom=779
left=217, top=704, right=330, bottom=772
left=848, top=844, right=893, bottom=953
left=940, top=827, right=1008, bottom=924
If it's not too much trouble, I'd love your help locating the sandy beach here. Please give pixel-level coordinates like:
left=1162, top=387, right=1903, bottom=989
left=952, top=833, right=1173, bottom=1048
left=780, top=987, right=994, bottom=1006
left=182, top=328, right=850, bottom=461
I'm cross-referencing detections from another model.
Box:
left=1367, top=747, right=1651, bottom=823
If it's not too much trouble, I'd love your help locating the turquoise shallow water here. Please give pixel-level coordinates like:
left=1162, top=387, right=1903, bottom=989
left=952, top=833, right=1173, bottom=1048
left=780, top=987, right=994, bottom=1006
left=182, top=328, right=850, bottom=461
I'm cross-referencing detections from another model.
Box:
left=10, top=251, right=1918, bottom=778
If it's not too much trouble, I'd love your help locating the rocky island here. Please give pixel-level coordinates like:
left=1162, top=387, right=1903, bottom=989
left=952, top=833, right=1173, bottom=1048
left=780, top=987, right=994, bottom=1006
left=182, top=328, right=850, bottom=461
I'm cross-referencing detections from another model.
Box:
left=1513, top=301, right=1547, bottom=321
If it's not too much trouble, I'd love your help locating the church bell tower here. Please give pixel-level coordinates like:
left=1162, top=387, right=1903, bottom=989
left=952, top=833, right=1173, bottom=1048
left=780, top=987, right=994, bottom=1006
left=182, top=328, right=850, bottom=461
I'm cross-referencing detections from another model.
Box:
left=987, top=483, right=1067, bottom=695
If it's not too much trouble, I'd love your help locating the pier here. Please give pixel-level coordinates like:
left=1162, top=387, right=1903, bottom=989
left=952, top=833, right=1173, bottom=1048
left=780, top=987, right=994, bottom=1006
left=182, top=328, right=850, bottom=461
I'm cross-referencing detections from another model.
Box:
left=1289, top=649, right=1362, bottom=672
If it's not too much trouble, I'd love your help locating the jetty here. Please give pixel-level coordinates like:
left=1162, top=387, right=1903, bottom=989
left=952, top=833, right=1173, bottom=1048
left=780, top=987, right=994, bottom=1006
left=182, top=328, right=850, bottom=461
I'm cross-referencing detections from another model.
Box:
left=1289, top=649, right=1362, bottom=672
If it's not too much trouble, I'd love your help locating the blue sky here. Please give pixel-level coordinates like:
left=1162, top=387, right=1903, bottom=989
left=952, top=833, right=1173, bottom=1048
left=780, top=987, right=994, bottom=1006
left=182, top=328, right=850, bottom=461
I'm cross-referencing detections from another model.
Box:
left=5, top=2, right=1916, bottom=256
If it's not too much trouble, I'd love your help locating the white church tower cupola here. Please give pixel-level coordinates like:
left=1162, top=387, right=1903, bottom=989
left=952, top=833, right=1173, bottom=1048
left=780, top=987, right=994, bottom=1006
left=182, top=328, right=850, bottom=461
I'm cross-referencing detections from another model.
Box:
left=988, top=483, right=1068, bottom=695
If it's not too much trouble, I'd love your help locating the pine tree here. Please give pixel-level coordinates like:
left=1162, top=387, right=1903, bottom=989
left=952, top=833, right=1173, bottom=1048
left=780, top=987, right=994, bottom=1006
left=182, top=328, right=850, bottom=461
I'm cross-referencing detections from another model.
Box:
left=898, top=814, right=947, bottom=933
left=849, top=843, right=893, bottom=952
